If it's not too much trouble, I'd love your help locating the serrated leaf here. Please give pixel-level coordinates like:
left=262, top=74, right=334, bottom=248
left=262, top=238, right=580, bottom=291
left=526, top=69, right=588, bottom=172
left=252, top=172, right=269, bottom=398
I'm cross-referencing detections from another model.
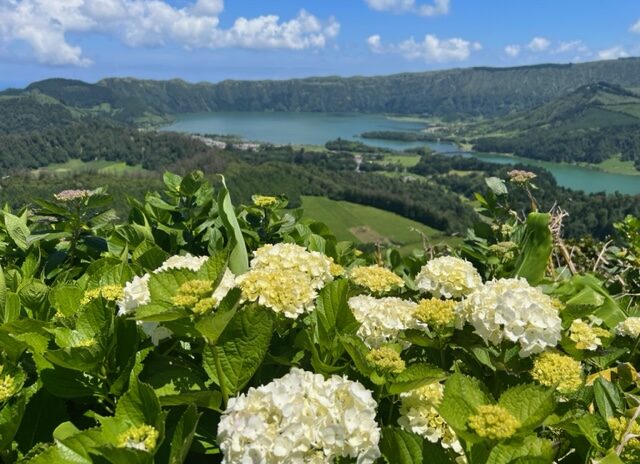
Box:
left=593, top=377, right=624, bottom=419
left=387, top=363, right=446, bottom=395
left=438, top=373, right=492, bottom=442
left=486, top=435, right=555, bottom=464
left=4, top=212, right=30, bottom=251
left=315, top=280, right=358, bottom=349
left=498, top=384, right=556, bottom=433
left=203, top=306, right=273, bottom=396
left=167, top=405, right=201, bottom=464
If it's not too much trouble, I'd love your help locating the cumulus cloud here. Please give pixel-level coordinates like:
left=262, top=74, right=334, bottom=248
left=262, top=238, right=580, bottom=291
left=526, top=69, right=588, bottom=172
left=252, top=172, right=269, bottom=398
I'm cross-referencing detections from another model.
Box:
left=630, top=19, right=640, bottom=34
left=527, top=37, right=550, bottom=52
left=504, top=45, right=520, bottom=58
left=554, top=40, right=588, bottom=54
left=598, top=45, right=629, bottom=60
left=0, top=0, right=339, bottom=66
left=368, top=33, right=480, bottom=62
left=364, top=0, right=450, bottom=16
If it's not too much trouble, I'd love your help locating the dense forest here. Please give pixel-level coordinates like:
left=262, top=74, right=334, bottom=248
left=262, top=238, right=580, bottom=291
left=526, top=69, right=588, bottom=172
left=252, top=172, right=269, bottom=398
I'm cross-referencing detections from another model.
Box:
left=6, top=58, right=640, bottom=120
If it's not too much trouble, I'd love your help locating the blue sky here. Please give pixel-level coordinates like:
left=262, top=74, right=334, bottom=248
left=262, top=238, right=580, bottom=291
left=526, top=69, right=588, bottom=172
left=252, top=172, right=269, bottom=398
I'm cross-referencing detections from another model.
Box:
left=1, top=0, right=640, bottom=88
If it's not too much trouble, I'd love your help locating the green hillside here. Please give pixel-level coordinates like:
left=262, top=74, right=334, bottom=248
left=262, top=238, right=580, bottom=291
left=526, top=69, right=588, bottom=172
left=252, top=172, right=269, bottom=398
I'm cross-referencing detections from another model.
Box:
left=7, top=57, right=640, bottom=119
left=301, top=196, right=454, bottom=253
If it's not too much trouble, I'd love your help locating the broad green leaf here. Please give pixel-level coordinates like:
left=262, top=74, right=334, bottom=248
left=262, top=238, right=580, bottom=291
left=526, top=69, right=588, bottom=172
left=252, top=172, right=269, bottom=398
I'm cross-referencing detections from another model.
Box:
left=167, top=405, right=201, bottom=464
left=387, top=363, right=447, bottom=395
left=159, top=391, right=222, bottom=412
left=438, top=373, right=492, bottom=442
left=485, top=177, right=508, bottom=196
left=593, top=377, right=623, bottom=419
left=486, top=435, right=555, bottom=464
left=194, top=288, right=241, bottom=343
left=49, top=285, right=84, bottom=318
left=203, top=306, right=273, bottom=397
left=116, top=379, right=162, bottom=427
left=3, top=291, right=20, bottom=323
left=497, top=384, right=556, bottom=433
left=41, top=368, right=102, bottom=399
left=315, top=280, right=358, bottom=348
left=0, top=394, right=27, bottom=450
left=4, top=212, right=30, bottom=250
left=217, top=175, right=248, bottom=275
left=379, top=427, right=424, bottom=464
left=513, top=213, right=552, bottom=285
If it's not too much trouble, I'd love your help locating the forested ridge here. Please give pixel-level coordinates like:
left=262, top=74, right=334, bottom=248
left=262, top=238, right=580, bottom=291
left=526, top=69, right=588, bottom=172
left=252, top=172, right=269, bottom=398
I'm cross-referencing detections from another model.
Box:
left=6, top=57, right=640, bottom=119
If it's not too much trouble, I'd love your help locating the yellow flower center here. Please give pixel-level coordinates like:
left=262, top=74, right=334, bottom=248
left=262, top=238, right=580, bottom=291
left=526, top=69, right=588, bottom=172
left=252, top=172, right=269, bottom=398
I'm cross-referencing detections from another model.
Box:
left=81, top=285, right=124, bottom=305
left=118, top=424, right=159, bottom=452
left=468, top=404, right=520, bottom=440
left=366, top=346, right=405, bottom=374
left=531, top=352, right=582, bottom=394
left=413, top=298, right=457, bottom=330
left=349, top=265, right=404, bottom=293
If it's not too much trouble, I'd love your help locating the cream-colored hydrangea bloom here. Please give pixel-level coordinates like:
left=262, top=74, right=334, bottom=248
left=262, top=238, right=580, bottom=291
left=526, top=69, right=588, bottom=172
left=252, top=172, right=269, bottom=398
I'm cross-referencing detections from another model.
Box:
left=348, top=295, right=417, bottom=348
left=217, top=368, right=380, bottom=464
left=349, top=265, right=404, bottom=293
left=156, top=253, right=209, bottom=273
left=236, top=243, right=335, bottom=318
left=568, top=319, right=610, bottom=351
left=398, top=383, right=464, bottom=456
left=416, top=256, right=481, bottom=299
left=457, top=278, right=561, bottom=357
left=468, top=405, right=520, bottom=440
left=615, top=317, right=640, bottom=339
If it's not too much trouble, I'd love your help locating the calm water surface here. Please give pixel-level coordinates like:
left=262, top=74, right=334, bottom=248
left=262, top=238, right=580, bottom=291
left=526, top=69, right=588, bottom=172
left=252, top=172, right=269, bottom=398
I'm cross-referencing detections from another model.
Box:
left=162, top=112, right=640, bottom=195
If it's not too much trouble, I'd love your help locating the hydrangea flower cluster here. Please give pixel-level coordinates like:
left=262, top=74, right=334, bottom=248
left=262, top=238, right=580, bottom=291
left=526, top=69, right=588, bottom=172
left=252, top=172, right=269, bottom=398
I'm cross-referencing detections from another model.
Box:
left=415, top=256, right=482, bottom=299
left=53, top=189, right=94, bottom=202
left=468, top=405, right=520, bottom=440
left=236, top=243, right=334, bottom=318
left=348, top=295, right=417, bottom=348
left=413, top=298, right=457, bottom=331
left=81, top=285, right=124, bottom=305
left=366, top=346, right=405, bottom=374
left=398, top=383, right=463, bottom=455
left=457, top=278, right=562, bottom=357
left=531, top=352, right=583, bottom=394
left=615, top=317, right=640, bottom=338
left=217, top=368, right=380, bottom=464
left=118, top=424, right=159, bottom=452
left=568, top=319, right=611, bottom=351
left=118, top=255, right=235, bottom=344
left=349, top=265, right=404, bottom=293
left=0, top=369, right=17, bottom=403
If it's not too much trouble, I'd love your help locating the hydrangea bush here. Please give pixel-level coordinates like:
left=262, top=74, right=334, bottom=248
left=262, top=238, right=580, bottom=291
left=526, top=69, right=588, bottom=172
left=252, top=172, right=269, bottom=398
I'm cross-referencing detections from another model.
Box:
left=0, top=170, right=638, bottom=464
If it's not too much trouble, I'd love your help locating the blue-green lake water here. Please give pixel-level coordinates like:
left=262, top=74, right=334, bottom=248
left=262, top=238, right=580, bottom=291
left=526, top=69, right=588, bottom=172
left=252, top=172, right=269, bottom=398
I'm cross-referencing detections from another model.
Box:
left=162, top=112, right=640, bottom=195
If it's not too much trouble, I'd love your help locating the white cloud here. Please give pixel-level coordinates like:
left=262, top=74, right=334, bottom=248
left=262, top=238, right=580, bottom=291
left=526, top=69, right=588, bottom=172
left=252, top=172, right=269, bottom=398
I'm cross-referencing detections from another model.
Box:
left=630, top=18, right=640, bottom=34
left=364, top=0, right=450, bottom=16
left=504, top=44, right=520, bottom=58
left=598, top=45, right=629, bottom=60
left=0, top=1, right=339, bottom=66
left=554, top=40, right=588, bottom=54
left=527, top=37, right=550, bottom=52
left=368, top=33, right=480, bottom=62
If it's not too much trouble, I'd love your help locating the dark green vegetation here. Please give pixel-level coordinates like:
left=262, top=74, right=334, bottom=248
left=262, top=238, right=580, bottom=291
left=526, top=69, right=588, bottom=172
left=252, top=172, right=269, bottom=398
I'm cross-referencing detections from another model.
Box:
left=360, top=131, right=439, bottom=142
left=468, top=83, right=640, bottom=168
left=7, top=58, right=640, bottom=120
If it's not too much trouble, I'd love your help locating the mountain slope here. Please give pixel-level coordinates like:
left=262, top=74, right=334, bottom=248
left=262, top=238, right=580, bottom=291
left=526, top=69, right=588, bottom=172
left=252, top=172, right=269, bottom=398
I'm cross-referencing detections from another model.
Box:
left=7, top=57, right=640, bottom=119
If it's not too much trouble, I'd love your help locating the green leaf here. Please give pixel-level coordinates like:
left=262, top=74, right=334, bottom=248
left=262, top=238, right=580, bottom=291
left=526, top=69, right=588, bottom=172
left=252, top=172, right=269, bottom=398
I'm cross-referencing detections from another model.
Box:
left=513, top=213, right=552, bottom=285
left=167, top=405, right=201, bottom=464
left=438, top=373, right=492, bottom=442
left=593, top=377, right=623, bottom=419
left=497, top=384, right=556, bottom=433
left=315, top=280, right=358, bottom=348
left=0, top=394, right=27, bottom=450
left=159, top=391, right=222, bottom=412
left=217, top=175, right=248, bottom=275
left=387, top=363, right=447, bottom=395
left=485, top=177, right=508, bottom=196
left=115, top=379, right=162, bottom=427
left=203, top=306, right=273, bottom=396
left=49, top=285, right=84, bottom=318
left=4, top=212, right=31, bottom=250
left=41, top=368, right=102, bottom=399
left=486, top=435, right=555, bottom=464
left=194, top=288, right=241, bottom=343
left=379, top=427, right=424, bottom=464
left=3, top=291, right=20, bottom=323
left=0, top=264, right=6, bottom=318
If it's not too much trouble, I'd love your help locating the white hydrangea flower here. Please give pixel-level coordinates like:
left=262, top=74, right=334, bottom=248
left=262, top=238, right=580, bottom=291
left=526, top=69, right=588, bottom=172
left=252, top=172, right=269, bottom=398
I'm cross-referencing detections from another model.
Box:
left=236, top=243, right=335, bottom=318
left=398, top=383, right=464, bottom=458
left=155, top=253, right=209, bottom=273
left=615, top=317, right=640, bottom=339
left=416, top=256, right=482, bottom=299
left=457, top=278, right=561, bottom=357
left=217, top=368, right=380, bottom=464
left=212, top=269, right=236, bottom=304
left=117, top=274, right=151, bottom=316
left=348, top=295, right=417, bottom=348
left=140, top=322, right=174, bottom=346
